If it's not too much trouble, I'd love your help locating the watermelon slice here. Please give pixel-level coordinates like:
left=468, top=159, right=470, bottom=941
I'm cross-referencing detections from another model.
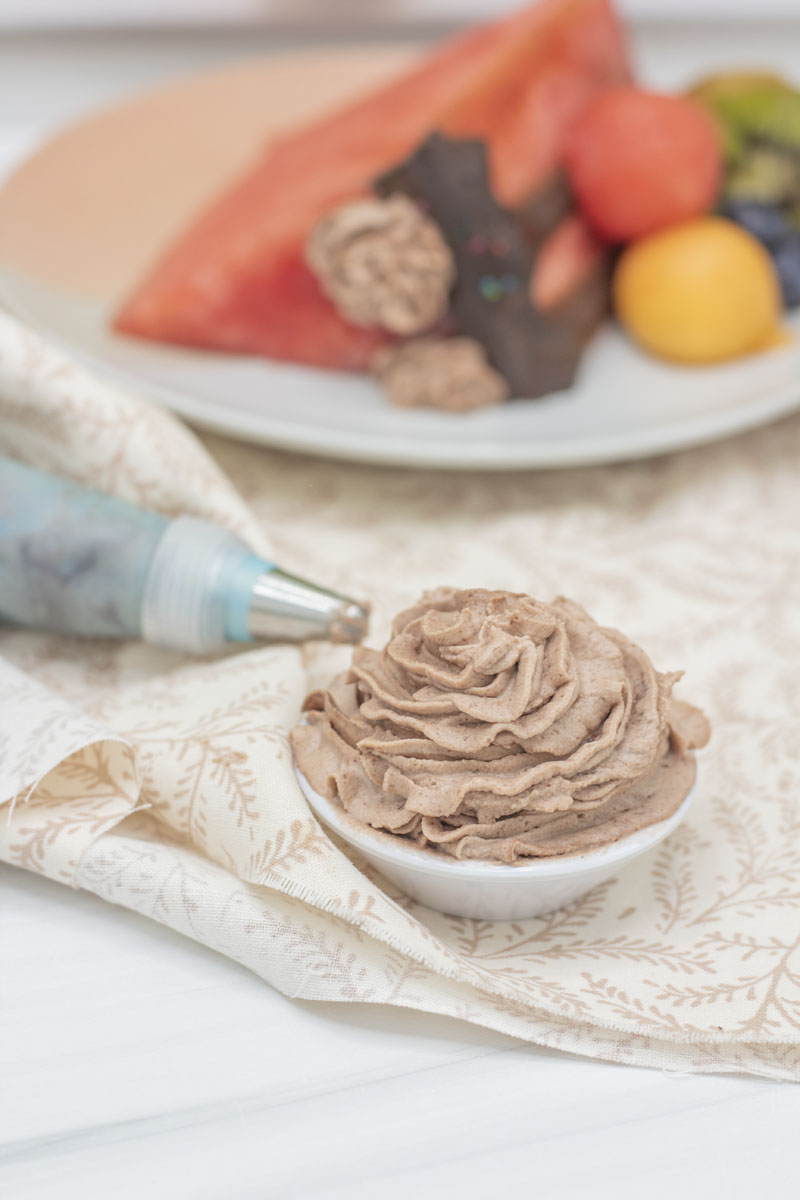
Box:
left=115, top=0, right=630, bottom=370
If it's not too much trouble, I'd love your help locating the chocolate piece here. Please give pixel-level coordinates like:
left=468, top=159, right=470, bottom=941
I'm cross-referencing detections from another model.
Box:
left=517, top=168, right=574, bottom=251
left=548, top=252, right=614, bottom=344
left=376, top=134, right=583, bottom=398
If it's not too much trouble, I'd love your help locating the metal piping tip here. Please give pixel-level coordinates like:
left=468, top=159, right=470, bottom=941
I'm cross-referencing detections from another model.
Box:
left=328, top=599, right=370, bottom=645
left=247, top=568, right=369, bottom=645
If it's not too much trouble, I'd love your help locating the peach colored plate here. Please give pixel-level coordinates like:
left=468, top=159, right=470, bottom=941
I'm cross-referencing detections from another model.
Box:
left=1, top=47, right=799, bottom=470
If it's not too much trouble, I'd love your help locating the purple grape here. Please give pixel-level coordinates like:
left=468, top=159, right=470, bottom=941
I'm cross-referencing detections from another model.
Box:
left=773, top=234, right=800, bottom=308
left=722, top=201, right=792, bottom=249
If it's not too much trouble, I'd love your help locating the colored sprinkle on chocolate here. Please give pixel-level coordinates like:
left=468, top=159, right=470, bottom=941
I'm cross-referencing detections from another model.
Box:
left=479, top=275, right=504, bottom=302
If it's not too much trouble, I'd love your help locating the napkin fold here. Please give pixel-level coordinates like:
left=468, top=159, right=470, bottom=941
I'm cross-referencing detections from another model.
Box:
left=2, top=308, right=799, bottom=1081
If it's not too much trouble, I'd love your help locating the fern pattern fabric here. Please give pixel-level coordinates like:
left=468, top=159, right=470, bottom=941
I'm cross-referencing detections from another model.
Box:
left=1, top=307, right=799, bottom=1081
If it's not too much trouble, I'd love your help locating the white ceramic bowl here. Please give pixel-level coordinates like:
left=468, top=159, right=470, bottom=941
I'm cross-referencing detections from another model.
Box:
left=295, top=767, right=699, bottom=920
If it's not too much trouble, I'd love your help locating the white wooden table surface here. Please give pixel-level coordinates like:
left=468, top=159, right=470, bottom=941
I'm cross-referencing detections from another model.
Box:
left=1, top=20, right=799, bottom=1199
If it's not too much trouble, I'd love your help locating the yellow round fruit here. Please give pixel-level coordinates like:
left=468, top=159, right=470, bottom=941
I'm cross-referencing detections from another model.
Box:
left=614, top=216, right=783, bottom=365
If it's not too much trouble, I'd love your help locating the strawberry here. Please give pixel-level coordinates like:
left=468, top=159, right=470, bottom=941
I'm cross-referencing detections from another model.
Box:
left=564, top=86, right=723, bottom=242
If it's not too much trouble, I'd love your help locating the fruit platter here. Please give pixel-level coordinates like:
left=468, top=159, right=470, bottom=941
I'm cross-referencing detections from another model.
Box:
left=0, top=0, right=799, bottom=468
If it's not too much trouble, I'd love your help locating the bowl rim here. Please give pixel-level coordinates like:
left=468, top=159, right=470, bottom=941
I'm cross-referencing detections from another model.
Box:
left=295, top=764, right=699, bottom=881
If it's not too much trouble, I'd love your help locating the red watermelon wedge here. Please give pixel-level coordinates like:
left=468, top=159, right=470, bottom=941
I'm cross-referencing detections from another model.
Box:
left=115, top=0, right=630, bottom=370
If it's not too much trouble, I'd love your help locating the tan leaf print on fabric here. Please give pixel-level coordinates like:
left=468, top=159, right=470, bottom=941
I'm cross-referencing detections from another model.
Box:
left=2, top=306, right=800, bottom=1080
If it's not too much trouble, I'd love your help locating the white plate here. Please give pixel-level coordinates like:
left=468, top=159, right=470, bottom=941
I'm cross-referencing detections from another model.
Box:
left=4, top=271, right=800, bottom=470
left=1, top=48, right=799, bottom=471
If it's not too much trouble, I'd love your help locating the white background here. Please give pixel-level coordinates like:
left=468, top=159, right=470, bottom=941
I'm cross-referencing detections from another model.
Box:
left=0, top=0, right=798, bottom=27
left=4, top=866, right=800, bottom=1199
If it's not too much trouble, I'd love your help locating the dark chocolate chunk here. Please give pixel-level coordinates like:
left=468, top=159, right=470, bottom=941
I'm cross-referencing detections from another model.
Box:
left=376, top=133, right=584, bottom=398
left=547, top=252, right=614, bottom=345
left=517, top=168, right=574, bottom=252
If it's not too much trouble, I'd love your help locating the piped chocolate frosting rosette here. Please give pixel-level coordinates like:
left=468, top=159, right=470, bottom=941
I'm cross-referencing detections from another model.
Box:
left=291, top=589, right=710, bottom=863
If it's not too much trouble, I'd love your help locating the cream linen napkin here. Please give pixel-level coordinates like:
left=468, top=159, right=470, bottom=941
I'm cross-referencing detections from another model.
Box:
left=1, top=307, right=799, bottom=1082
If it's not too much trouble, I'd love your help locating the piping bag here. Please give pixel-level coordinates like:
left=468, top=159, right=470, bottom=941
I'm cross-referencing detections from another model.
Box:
left=0, top=455, right=369, bottom=651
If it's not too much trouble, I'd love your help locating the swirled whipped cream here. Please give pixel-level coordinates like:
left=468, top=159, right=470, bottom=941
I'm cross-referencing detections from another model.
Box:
left=291, top=589, right=710, bottom=864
